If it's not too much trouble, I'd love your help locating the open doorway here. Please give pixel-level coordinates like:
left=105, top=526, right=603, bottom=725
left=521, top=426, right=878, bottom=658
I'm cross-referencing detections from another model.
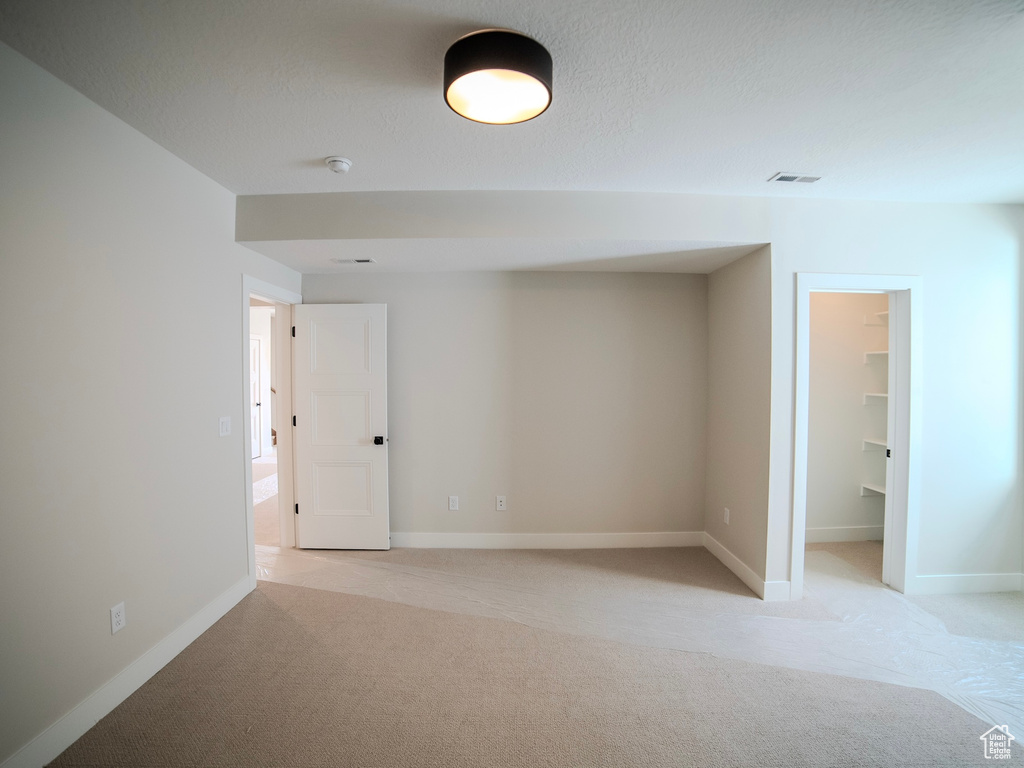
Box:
left=250, top=298, right=279, bottom=547
left=241, top=276, right=301, bottom=589
left=804, top=292, right=889, bottom=582
left=790, top=273, right=923, bottom=600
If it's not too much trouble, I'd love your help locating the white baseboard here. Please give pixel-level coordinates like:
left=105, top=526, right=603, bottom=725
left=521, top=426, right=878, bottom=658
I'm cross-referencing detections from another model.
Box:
left=702, top=532, right=791, bottom=601
left=2, top=576, right=253, bottom=768
left=904, top=572, right=1023, bottom=595
left=805, top=525, right=884, bottom=543
left=390, top=531, right=704, bottom=549
left=761, top=579, right=793, bottom=601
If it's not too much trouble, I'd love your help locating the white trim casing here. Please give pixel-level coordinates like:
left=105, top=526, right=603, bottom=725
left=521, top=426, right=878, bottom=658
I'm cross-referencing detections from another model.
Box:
left=390, top=531, right=704, bottom=549
left=273, top=303, right=297, bottom=549
left=245, top=276, right=302, bottom=306
left=0, top=577, right=252, bottom=768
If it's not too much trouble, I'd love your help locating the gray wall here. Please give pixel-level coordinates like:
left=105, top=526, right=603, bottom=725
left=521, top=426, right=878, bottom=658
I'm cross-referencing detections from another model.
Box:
left=766, top=199, right=1023, bottom=584
left=806, top=292, right=889, bottom=541
left=301, top=272, right=709, bottom=536
left=0, top=43, right=300, bottom=763
left=704, top=247, right=773, bottom=576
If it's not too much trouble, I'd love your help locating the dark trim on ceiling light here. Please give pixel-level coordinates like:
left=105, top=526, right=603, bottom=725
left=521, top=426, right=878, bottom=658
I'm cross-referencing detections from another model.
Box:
left=444, top=29, right=553, bottom=124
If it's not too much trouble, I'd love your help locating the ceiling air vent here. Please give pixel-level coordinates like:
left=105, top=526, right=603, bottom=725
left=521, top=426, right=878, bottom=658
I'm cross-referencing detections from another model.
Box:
left=329, top=258, right=377, bottom=264
left=768, top=172, right=820, bottom=183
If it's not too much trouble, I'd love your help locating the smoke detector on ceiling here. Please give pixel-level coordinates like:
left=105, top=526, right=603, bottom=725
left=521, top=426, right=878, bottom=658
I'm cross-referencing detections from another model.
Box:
left=325, top=156, right=352, bottom=173
left=768, top=172, right=820, bottom=183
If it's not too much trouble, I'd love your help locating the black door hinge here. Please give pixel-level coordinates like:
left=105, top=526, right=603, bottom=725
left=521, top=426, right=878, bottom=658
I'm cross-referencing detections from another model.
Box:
left=292, top=415, right=297, bottom=427
left=295, top=503, right=299, bottom=515
left=291, top=326, right=296, bottom=337
left=886, top=449, right=891, bottom=458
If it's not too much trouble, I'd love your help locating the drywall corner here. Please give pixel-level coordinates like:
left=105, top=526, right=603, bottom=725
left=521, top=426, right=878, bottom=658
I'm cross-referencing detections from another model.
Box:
left=704, top=246, right=772, bottom=587
left=702, top=532, right=789, bottom=600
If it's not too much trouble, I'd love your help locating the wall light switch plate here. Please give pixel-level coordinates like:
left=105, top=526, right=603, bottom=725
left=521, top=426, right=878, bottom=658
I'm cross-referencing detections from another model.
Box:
left=448, top=495, right=459, bottom=511
left=724, top=507, right=730, bottom=525
left=218, top=416, right=231, bottom=437
left=496, top=495, right=507, bottom=511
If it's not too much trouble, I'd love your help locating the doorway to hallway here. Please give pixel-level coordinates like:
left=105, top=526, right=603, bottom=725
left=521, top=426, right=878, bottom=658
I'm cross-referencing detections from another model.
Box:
left=250, top=298, right=279, bottom=547
left=252, top=451, right=279, bottom=547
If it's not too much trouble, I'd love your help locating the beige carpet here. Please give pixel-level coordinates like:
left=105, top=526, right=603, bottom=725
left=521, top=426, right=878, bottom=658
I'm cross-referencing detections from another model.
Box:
left=49, top=578, right=997, bottom=767
left=907, top=591, right=1024, bottom=643
left=806, top=540, right=884, bottom=583
left=253, top=498, right=280, bottom=547
left=251, top=460, right=276, bottom=483
left=252, top=457, right=279, bottom=547
left=313, top=546, right=837, bottom=621
left=808, top=541, right=1024, bottom=642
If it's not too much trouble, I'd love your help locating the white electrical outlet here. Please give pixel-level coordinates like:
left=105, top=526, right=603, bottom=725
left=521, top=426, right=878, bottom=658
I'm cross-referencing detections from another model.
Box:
left=724, top=507, right=730, bottom=525
left=448, top=495, right=459, bottom=511
left=110, top=602, right=126, bottom=634
left=218, top=416, right=231, bottom=437
left=496, top=495, right=507, bottom=511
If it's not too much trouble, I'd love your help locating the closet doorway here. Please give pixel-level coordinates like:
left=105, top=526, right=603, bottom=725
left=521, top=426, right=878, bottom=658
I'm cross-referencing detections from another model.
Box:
left=804, top=292, right=889, bottom=581
left=791, top=273, right=923, bottom=599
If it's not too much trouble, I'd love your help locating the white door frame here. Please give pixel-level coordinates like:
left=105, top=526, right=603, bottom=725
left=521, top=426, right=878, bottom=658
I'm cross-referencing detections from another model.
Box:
left=791, top=273, right=923, bottom=598
left=249, top=337, right=262, bottom=459
left=241, top=275, right=302, bottom=589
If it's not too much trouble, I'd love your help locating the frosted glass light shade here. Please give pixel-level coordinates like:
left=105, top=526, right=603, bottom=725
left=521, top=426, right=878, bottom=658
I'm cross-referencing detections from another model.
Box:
left=444, top=30, right=552, bottom=125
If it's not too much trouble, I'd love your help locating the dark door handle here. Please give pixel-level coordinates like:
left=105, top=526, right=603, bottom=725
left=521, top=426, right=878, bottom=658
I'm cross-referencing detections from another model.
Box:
left=374, top=436, right=384, bottom=445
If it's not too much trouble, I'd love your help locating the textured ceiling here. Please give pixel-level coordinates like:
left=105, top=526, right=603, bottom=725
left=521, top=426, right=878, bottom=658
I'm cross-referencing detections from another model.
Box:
left=2, top=0, right=1024, bottom=204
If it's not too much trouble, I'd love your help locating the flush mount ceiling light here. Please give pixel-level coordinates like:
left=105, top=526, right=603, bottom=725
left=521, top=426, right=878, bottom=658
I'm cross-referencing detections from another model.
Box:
left=444, top=29, right=552, bottom=125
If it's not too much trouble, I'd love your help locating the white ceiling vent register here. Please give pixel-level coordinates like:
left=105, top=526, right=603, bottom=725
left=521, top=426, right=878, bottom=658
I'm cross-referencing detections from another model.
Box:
left=768, top=172, right=821, bottom=183
left=329, top=258, right=376, bottom=264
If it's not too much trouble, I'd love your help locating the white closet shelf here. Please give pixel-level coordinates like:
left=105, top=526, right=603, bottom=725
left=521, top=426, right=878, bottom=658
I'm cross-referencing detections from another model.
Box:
left=860, top=483, right=886, bottom=496
left=864, top=310, right=889, bottom=326
left=862, top=439, right=887, bottom=450
left=863, top=393, right=888, bottom=404
left=864, top=350, right=889, bottom=363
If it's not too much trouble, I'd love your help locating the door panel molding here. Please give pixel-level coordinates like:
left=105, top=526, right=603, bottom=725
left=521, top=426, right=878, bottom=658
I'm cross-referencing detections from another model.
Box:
left=294, top=304, right=390, bottom=549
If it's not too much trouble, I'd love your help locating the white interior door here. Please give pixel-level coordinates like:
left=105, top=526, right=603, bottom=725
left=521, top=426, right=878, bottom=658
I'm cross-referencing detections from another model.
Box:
left=881, top=289, right=911, bottom=590
left=293, top=304, right=390, bottom=549
left=249, top=337, right=261, bottom=460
